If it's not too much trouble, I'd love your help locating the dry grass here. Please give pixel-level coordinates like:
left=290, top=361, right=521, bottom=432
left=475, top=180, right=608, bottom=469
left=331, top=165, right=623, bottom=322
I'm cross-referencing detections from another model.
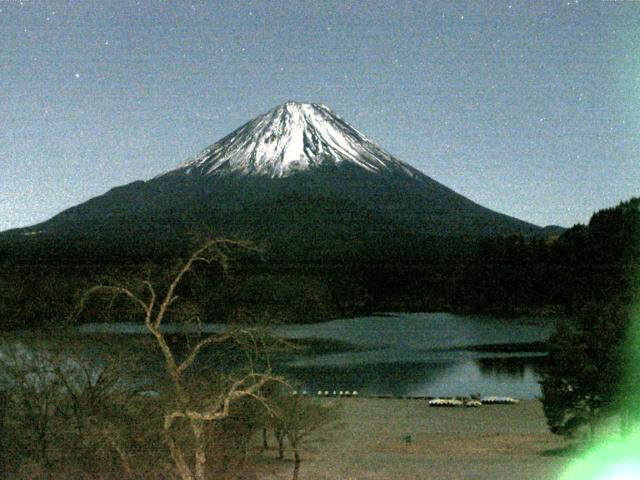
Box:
left=261, top=399, right=571, bottom=480
left=4, top=398, right=575, bottom=479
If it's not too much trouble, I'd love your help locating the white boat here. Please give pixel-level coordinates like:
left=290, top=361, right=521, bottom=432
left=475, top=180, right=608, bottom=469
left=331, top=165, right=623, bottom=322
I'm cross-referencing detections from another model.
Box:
left=480, top=396, right=519, bottom=405
left=428, top=398, right=463, bottom=407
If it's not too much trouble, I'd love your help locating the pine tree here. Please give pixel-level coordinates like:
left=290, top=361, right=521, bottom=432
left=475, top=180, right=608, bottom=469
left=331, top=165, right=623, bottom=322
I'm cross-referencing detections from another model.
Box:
left=539, top=303, right=627, bottom=439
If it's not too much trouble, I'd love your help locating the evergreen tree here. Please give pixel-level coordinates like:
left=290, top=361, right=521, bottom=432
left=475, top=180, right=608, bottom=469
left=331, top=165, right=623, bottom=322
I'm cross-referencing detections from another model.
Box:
left=539, top=303, right=627, bottom=439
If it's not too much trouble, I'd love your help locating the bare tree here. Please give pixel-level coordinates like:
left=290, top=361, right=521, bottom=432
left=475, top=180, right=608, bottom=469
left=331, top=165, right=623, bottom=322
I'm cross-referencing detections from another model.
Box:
left=0, top=335, right=145, bottom=478
left=79, top=239, right=283, bottom=480
left=271, top=392, right=339, bottom=480
left=0, top=343, right=63, bottom=472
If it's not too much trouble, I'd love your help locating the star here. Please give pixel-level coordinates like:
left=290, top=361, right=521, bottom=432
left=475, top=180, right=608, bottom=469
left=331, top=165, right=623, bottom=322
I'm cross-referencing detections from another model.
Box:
left=74, top=73, right=81, bottom=79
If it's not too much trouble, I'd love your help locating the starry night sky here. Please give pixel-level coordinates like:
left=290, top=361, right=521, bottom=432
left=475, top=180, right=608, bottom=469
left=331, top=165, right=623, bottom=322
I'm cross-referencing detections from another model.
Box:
left=2, top=0, right=638, bottom=231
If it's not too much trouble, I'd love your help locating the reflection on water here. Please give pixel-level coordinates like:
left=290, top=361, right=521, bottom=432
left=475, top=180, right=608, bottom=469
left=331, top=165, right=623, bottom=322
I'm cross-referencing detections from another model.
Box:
left=278, top=355, right=547, bottom=399
left=476, top=355, right=548, bottom=379
left=265, top=312, right=555, bottom=399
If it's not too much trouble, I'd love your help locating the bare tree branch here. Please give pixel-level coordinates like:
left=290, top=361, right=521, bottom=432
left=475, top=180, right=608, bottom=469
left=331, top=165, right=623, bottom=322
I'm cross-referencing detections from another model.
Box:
left=176, top=331, right=235, bottom=375
left=154, top=238, right=257, bottom=329
left=79, top=285, right=150, bottom=317
left=186, top=373, right=284, bottom=423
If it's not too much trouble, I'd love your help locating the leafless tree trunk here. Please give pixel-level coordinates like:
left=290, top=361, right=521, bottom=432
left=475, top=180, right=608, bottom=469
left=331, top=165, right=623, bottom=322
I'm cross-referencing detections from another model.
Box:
left=80, top=239, right=283, bottom=480
left=275, top=429, right=285, bottom=460
left=275, top=395, right=339, bottom=480
left=292, top=448, right=301, bottom=480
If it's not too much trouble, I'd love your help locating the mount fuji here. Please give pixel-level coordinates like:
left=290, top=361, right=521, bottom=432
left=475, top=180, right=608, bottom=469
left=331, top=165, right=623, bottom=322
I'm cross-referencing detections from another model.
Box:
left=162, top=101, right=420, bottom=179
left=3, top=102, right=557, bottom=263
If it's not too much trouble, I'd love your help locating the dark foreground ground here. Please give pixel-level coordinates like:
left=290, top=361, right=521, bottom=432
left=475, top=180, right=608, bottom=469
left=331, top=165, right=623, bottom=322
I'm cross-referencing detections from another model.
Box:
left=259, top=398, right=570, bottom=480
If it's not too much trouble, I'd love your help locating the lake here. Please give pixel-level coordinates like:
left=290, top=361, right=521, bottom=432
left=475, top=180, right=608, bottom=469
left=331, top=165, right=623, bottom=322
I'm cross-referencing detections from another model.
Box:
left=77, top=312, right=556, bottom=399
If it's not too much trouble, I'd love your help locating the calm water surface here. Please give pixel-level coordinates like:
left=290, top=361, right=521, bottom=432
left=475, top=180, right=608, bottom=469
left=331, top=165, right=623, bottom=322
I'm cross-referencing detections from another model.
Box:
left=79, top=312, right=556, bottom=399
left=270, top=313, right=553, bottom=399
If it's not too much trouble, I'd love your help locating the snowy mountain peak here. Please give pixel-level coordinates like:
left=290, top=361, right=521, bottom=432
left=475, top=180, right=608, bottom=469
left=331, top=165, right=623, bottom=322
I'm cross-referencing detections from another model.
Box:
left=162, top=102, right=419, bottom=179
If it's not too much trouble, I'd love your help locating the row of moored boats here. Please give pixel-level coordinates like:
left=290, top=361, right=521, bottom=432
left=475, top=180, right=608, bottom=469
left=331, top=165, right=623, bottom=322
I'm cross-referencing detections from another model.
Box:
left=428, top=396, right=519, bottom=407
left=291, top=390, right=519, bottom=405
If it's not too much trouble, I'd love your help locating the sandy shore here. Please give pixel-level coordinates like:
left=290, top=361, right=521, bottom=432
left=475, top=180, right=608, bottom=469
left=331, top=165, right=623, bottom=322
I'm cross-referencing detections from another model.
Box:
left=258, top=398, right=570, bottom=480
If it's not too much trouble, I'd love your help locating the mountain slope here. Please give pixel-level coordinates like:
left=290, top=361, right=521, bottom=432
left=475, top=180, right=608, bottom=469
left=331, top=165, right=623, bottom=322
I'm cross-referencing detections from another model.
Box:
left=2, top=102, right=550, bottom=263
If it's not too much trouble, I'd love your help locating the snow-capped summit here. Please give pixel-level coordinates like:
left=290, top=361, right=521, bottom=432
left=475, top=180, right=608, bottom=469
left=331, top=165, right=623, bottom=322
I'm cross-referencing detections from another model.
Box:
left=163, top=101, right=418, bottom=178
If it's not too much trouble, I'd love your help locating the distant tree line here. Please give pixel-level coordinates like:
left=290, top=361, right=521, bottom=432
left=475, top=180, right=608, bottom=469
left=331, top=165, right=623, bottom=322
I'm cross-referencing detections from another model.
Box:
left=0, top=197, right=637, bottom=329
left=460, top=197, right=639, bottom=316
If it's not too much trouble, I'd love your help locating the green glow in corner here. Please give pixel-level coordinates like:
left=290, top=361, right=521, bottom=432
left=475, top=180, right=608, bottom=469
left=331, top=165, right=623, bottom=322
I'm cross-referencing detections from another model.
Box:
left=561, top=272, right=640, bottom=479
left=560, top=434, right=640, bottom=480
